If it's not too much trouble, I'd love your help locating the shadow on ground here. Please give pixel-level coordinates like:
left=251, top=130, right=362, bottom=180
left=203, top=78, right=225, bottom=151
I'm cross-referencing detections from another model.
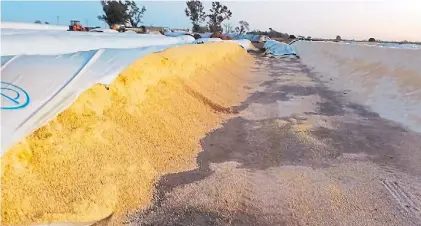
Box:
left=128, top=55, right=421, bottom=226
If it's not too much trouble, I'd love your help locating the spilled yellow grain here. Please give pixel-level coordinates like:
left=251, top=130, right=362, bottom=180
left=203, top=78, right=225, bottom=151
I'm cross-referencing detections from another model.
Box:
left=1, top=43, right=252, bottom=225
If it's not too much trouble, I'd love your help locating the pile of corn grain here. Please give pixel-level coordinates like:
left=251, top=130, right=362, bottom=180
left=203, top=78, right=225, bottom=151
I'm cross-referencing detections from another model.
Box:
left=1, top=43, right=252, bottom=225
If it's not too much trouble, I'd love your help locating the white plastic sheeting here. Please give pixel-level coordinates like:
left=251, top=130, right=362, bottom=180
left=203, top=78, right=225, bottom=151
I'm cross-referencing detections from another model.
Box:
left=264, top=40, right=296, bottom=56
left=1, top=45, right=176, bottom=154
left=227, top=34, right=270, bottom=42
left=164, top=32, right=190, bottom=37
left=167, top=33, right=212, bottom=38
left=0, top=28, right=250, bottom=154
left=230, top=39, right=253, bottom=50
left=1, top=21, right=68, bottom=31
left=194, top=38, right=223, bottom=43
left=0, top=28, right=198, bottom=154
left=1, top=29, right=195, bottom=55
left=89, top=28, right=119, bottom=33
left=193, top=38, right=252, bottom=50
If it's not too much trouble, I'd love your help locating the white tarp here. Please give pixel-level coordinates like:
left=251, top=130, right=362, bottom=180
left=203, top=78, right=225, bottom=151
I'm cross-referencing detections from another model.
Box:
left=1, top=28, right=195, bottom=55
left=194, top=38, right=223, bottom=43
left=1, top=28, right=252, bottom=154
left=1, top=21, right=69, bottom=31
left=194, top=38, right=252, bottom=50
left=227, top=34, right=270, bottom=42
left=89, top=28, right=119, bottom=33
left=1, top=45, right=174, bottom=154
left=231, top=39, right=253, bottom=50
left=1, top=28, right=198, bottom=154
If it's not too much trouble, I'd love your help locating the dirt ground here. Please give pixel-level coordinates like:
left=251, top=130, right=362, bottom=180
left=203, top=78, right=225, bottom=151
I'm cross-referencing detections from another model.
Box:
left=124, top=55, right=421, bottom=225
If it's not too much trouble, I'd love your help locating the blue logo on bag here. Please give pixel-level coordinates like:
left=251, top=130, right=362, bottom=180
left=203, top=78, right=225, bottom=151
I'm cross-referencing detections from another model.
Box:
left=1, top=82, right=30, bottom=110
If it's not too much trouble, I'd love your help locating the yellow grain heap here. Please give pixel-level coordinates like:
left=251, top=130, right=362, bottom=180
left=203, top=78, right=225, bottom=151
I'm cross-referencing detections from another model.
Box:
left=1, top=43, right=252, bottom=225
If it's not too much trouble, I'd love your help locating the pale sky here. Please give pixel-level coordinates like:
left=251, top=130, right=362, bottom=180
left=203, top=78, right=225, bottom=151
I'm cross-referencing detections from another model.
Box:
left=2, top=0, right=421, bottom=41
left=224, top=0, right=421, bottom=41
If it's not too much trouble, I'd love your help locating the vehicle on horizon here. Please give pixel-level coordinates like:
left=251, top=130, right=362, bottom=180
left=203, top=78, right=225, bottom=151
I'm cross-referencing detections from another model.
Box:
left=111, top=24, right=127, bottom=32
left=89, top=28, right=118, bottom=33
left=68, top=20, right=86, bottom=32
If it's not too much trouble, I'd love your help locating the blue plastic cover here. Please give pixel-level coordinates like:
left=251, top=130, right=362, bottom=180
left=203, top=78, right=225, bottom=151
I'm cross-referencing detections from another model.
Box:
left=164, top=32, right=189, bottom=37
left=264, top=40, right=297, bottom=56
left=198, top=33, right=213, bottom=38
left=226, top=34, right=270, bottom=42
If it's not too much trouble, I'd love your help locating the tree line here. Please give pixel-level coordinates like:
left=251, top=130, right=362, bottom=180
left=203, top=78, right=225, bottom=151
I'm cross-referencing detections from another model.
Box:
left=185, top=0, right=249, bottom=34
left=32, top=0, right=399, bottom=42
left=185, top=1, right=232, bottom=33
left=96, top=0, right=302, bottom=39
left=34, top=20, right=50, bottom=24
left=98, top=0, right=146, bottom=27
left=97, top=0, right=249, bottom=34
left=30, top=0, right=301, bottom=39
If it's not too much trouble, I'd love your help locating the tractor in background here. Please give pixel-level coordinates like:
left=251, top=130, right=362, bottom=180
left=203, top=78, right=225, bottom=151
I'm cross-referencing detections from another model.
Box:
left=68, top=20, right=86, bottom=32
left=111, top=24, right=127, bottom=32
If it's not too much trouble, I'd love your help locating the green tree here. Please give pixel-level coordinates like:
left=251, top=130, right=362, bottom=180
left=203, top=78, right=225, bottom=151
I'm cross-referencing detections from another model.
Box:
left=207, top=2, right=232, bottom=33
left=235, top=20, right=249, bottom=35
left=98, top=0, right=129, bottom=26
left=125, top=1, right=146, bottom=27
left=223, top=23, right=235, bottom=33
left=185, top=0, right=206, bottom=32
left=335, top=35, right=342, bottom=42
left=98, top=0, right=146, bottom=27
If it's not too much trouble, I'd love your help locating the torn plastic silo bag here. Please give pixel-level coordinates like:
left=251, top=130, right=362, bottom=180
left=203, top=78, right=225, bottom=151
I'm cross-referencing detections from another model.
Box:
left=194, top=38, right=223, bottom=44
left=227, top=39, right=253, bottom=50
left=0, top=45, right=173, bottom=155
left=1, top=28, right=194, bottom=56
left=227, top=34, right=269, bottom=42
left=264, top=40, right=297, bottom=56
left=194, top=38, right=252, bottom=50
